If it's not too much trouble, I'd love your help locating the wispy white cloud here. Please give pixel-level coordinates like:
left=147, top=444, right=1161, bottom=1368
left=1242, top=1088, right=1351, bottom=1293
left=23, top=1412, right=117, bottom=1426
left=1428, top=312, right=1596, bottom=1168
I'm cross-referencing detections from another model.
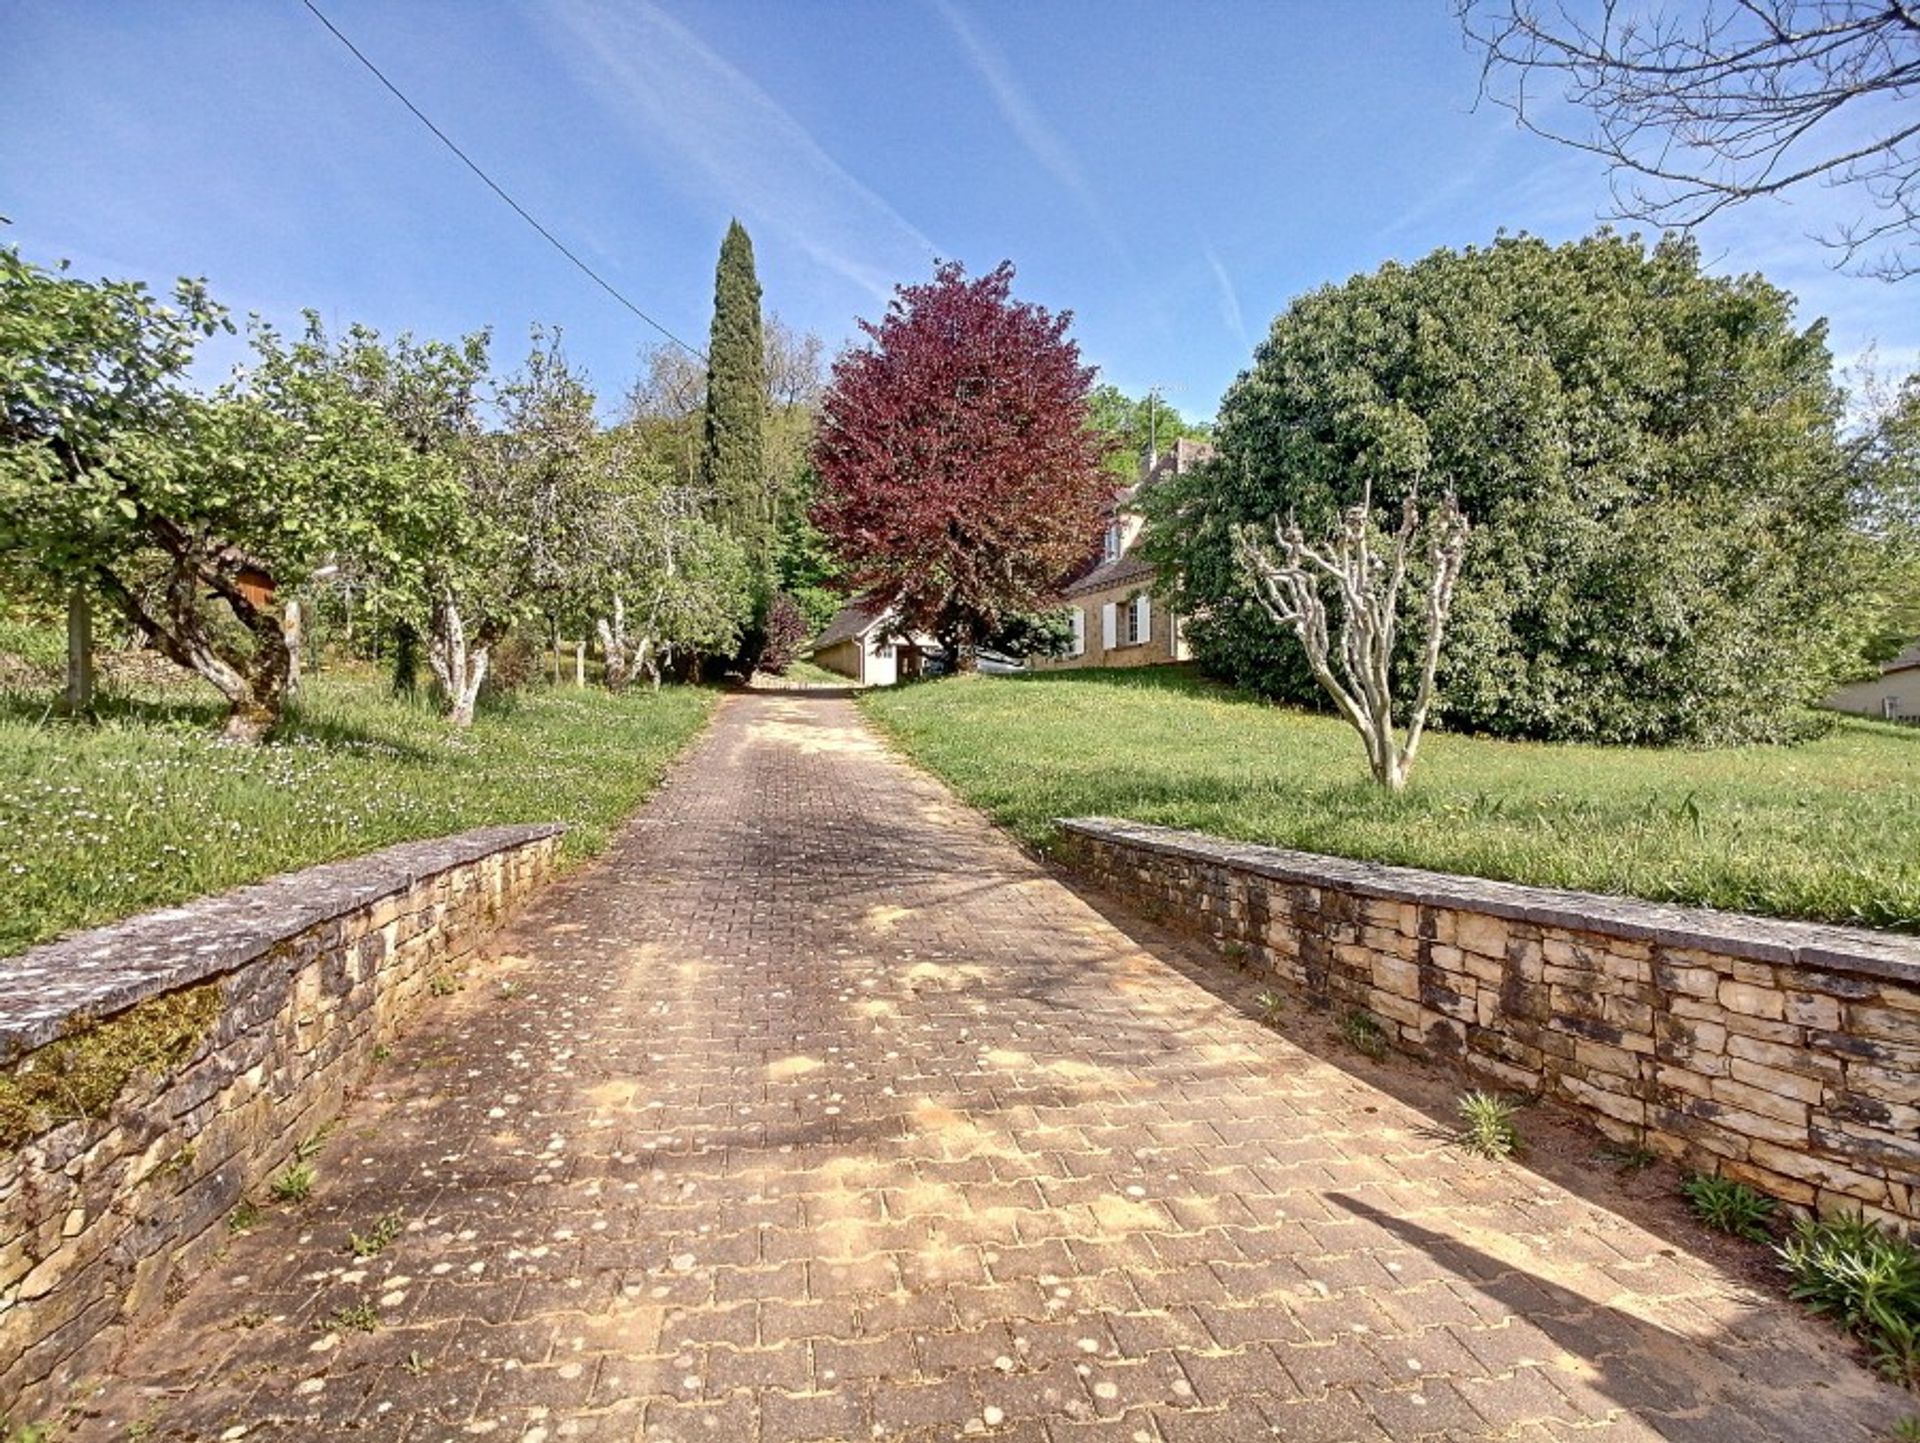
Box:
left=540, top=0, right=937, bottom=301
left=931, top=0, right=1127, bottom=263
left=1204, top=247, right=1248, bottom=348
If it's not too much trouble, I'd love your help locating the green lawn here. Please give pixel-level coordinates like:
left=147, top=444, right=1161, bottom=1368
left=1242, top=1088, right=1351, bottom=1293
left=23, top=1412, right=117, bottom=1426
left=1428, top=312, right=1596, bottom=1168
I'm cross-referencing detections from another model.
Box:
left=862, top=668, right=1920, bottom=932
left=0, top=668, right=716, bottom=958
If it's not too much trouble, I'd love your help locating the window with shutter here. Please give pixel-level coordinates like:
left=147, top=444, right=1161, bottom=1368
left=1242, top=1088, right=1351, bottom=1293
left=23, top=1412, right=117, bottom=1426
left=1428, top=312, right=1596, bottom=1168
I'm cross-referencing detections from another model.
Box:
left=1070, top=607, right=1085, bottom=656
left=1101, top=603, right=1117, bottom=650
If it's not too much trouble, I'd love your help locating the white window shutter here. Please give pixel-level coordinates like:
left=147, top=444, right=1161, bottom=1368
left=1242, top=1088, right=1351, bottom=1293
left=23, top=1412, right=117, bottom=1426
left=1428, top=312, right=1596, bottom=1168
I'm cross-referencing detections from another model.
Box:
left=1070, top=607, right=1085, bottom=656
left=1101, top=603, right=1117, bottom=650
left=1137, top=595, right=1151, bottom=643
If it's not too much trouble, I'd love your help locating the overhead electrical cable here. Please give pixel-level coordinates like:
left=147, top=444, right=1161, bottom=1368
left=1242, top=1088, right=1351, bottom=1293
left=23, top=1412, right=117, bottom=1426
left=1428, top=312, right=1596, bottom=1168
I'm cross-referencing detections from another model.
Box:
left=299, top=0, right=706, bottom=360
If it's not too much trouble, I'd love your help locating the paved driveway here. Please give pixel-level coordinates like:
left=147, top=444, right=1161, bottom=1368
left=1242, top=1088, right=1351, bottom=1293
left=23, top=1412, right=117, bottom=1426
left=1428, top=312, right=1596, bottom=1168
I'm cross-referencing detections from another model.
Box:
left=78, top=694, right=1904, bottom=1441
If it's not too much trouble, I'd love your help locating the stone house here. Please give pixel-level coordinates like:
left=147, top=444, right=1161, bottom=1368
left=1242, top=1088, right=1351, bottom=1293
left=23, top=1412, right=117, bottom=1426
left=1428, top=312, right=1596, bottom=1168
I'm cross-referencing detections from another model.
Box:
left=809, top=597, right=940, bottom=686
left=1826, top=642, right=1920, bottom=721
left=1031, top=438, right=1212, bottom=672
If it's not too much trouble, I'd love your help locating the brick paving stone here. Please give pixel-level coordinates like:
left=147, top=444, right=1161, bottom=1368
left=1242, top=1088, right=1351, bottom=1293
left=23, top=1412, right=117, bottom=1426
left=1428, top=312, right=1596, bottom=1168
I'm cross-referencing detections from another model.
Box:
left=68, top=694, right=1911, bottom=1440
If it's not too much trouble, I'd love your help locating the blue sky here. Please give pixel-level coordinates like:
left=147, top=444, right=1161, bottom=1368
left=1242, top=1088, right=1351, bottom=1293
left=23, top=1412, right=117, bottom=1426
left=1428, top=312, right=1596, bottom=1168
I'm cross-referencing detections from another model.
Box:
left=4, top=1, right=1914, bottom=423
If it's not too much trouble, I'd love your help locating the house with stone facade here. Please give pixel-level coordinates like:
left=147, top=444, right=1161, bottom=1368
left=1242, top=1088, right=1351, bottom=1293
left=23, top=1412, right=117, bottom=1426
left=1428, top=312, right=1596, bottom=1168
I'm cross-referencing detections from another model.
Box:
left=1031, top=437, right=1212, bottom=672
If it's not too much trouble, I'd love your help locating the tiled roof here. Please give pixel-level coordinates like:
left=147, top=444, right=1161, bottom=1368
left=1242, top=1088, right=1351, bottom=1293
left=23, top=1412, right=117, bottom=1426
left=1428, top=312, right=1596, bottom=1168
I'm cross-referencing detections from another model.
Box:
left=1886, top=642, right=1920, bottom=675
left=1064, top=551, right=1156, bottom=598
left=812, top=598, right=886, bottom=651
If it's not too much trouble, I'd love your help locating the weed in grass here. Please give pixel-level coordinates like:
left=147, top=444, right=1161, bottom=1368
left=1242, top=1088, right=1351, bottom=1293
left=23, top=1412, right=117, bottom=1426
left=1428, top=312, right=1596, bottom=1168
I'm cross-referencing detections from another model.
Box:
left=428, top=973, right=460, bottom=998
left=1778, top=1213, right=1920, bottom=1387
left=403, top=1349, right=431, bottom=1377
left=292, top=1125, right=332, bottom=1163
left=371, top=1045, right=392, bottom=1063
left=1455, top=1091, right=1521, bottom=1159
left=227, top=1200, right=262, bottom=1233
left=1682, top=1174, right=1777, bottom=1242
left=269, top=1163, right=314, bottom=1204
left=320, top=1301, right=379, bottom=1334
left=1253, top=989, right=1285, bottom=1025
left=348, top=1211, right=405, bottom=1259
left=1891, top=1414, right=1920, bottom=1441
left=1340, top=1009, right=1389, bottom=1060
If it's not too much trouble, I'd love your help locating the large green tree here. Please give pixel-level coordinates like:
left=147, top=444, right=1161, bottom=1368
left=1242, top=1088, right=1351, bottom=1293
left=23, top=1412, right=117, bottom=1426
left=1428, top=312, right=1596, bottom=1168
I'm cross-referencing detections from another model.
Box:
left=700, top=221, right=770, bottom=595
left=1146, top=231, right=1874, bottom=745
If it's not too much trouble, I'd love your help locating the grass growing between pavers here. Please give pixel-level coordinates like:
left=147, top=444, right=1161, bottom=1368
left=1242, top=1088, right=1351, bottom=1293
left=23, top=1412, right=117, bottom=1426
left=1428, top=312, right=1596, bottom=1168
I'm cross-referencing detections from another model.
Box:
left=861, top=667, right=1920, bottom=932
left=0, top=667, right=716, bottom=957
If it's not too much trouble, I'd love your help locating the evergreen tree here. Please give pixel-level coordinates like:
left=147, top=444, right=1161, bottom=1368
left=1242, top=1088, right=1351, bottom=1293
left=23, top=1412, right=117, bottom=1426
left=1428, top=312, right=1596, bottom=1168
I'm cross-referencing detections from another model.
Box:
left=699, top=221, right=770, bottom=595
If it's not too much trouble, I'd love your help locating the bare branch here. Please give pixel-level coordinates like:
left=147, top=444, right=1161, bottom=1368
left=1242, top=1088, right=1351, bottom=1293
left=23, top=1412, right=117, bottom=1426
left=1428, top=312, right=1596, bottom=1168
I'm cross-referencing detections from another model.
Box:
left=1459, top=0, right=1920, bottom=277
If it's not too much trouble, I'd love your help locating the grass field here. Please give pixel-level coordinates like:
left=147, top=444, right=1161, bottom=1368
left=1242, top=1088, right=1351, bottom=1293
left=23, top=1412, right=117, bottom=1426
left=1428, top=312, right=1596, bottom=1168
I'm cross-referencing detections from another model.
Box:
left=862, top=668, right=1920, bottom=932
left=0, top=666, right=715, bottom=958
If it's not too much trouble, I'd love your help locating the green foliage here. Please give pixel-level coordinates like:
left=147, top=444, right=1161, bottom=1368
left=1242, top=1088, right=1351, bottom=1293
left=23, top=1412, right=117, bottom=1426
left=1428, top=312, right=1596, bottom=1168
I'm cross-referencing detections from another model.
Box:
left=228, top=1201, right=262, bottom=1234
left=0, top=668, right=717, bottom=956
left=1779, top=1213, right=1920, bottom=1386
left=1340, top=1008, right=1390, bottom=1059
left=270, top=1162, right=314, bottom=1204
left=348, top=1211, right=405, bottom=1258
left=1891, top=1415, right=1920, bottom=1442
left=1253, top=988, right=1285, bottom=1025
left=987, top=609, right=1076, bottom=661
left=1681, top=1173, right=1778, bottom=1241
left=320, top=1300, right=379, bottom=1334
left=1146, top=230, right=1875, bottom=746
left=1455, top=1090, right=1521, bottom=1158
left=1086, top=384, right=1209, bottom=484
left=859, top=662, right=1920, bottom=931
left=702, top=221, right=771, bottom=589
left=774, top=466, right=846, bottom=635
left=0, top=985, right=219, bottom=1151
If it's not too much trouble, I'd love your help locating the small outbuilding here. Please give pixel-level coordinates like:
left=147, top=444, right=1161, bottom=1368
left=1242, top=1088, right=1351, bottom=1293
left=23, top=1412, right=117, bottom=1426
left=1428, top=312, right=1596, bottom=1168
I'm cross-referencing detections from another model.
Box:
left=1827, top=644, right=1920, bottom=721
left=809, top=598, right=941, bottom=687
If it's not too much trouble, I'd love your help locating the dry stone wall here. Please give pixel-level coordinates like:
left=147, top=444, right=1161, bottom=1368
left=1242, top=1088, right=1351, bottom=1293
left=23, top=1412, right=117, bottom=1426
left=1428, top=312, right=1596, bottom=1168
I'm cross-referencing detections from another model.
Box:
left=0, top=824, right=563, bottom=1418
left=1060, top=818, right=1920, bottom=1227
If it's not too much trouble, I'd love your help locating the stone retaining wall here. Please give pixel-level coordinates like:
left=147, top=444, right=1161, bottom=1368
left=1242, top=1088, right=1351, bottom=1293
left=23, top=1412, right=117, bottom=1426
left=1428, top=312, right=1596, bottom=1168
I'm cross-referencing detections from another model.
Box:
left=0, top=824, right=563, bottom=1418
left=1060, top=818, right=1920, bottom=1227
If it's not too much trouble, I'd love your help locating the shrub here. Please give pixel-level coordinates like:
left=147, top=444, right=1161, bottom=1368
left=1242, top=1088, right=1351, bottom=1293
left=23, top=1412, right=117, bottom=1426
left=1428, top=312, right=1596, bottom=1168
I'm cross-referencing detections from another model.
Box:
left=757, top=593, right=809, bottom=676
left=1145, top=230, right=1876, bottom=746
left=1681, top=1174, right=1777, bottom=1241
left=1340, top=1008, right=1390, bottom=1059
left=1455, top=1090, right=1521, bottom=1158
left=1778, top=1212, right=1920, bottom=1386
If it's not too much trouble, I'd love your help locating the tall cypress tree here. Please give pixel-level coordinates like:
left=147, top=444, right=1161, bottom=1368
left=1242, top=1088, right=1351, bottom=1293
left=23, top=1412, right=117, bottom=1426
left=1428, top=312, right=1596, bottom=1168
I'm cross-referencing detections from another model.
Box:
left=700, top=221, right=770, bottom=596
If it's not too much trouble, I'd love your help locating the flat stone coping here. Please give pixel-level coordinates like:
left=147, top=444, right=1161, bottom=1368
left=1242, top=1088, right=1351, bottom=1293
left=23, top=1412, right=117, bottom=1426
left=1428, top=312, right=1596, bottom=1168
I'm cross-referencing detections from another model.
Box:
left=0, top=823, right=564, bottom=1060
left=1058, top=817, right=1920, bottom=985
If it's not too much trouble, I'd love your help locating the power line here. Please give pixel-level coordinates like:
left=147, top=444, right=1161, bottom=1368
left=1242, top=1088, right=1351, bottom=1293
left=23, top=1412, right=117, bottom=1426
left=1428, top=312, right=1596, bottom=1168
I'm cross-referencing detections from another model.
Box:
left=299, top=0, right=706, bottom=360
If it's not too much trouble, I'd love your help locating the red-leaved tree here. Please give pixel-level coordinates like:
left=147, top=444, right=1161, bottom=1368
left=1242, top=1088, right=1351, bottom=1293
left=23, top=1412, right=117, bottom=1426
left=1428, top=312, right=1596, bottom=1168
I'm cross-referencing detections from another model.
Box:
left=811, top=261, right=1108, bottom=669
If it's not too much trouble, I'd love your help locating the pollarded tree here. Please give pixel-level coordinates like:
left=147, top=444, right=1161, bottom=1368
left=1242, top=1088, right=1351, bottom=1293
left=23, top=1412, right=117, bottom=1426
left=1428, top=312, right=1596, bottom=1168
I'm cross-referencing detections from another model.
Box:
left=1145, top=230, right=1872, bottom=746
left=1237, top=490, right=1469, bottom=790
left=811, top=260, right=1109, bottom=669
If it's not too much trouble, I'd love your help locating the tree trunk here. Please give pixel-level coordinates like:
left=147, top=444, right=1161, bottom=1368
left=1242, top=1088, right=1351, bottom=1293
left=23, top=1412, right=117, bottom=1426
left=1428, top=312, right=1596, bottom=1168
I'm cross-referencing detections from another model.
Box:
left=283, top=599, right=304, bottom=697
left=597, top=597, right=633, bottom=693
left=60, top=587, right=94, bottom=717
left=94, top=561, right=290, bottom=743
left=429, top=594, right=489, bottom=728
